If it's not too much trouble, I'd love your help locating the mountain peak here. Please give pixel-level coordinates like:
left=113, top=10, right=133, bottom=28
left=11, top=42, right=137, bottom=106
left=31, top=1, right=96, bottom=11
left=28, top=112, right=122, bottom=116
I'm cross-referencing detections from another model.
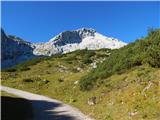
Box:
left=76, top=27, right=96, bottom=33
left=38, top=28, right=127, bottom=56
left=49, top=28, right=96, bottom=43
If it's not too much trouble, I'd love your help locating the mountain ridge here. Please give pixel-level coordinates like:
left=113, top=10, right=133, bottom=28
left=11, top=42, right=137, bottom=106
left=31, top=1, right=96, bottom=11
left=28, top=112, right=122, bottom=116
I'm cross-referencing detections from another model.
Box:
left=33, top=28, right=126, bottom=56
left=1, top=28, right=126, bottom=68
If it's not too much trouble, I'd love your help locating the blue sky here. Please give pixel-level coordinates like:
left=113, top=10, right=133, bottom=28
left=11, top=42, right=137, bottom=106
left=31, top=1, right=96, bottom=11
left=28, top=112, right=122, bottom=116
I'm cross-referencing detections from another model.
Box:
left=1, top=1, right=160, bottom=43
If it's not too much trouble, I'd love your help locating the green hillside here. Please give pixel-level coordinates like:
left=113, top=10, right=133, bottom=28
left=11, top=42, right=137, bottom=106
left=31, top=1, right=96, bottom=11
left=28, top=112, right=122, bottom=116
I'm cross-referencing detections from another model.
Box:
left=80, top=29, right=160, bottom=90
left=1, top=29, right=160, bottom=120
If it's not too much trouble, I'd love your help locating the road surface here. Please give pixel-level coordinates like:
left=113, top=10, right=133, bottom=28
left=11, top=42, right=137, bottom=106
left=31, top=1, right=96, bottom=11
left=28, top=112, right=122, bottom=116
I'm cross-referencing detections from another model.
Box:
left=1, top=86, right=93, bottom=120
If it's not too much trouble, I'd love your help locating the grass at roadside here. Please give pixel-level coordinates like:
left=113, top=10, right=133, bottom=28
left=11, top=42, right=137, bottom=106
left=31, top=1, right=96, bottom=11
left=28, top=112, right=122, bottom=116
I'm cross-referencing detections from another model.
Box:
left=1, top=91, right=17, bottom=97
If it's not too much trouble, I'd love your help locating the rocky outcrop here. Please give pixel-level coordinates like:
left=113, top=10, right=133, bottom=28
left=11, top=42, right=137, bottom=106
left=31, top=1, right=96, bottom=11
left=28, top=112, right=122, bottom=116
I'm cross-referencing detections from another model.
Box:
left=87, top=96, right=96, bottom=105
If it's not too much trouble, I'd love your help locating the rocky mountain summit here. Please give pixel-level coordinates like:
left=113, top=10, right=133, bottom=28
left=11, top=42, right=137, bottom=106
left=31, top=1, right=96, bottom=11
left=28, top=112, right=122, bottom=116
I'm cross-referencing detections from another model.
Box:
left=1, top=28, right=126, bottom=68
left=33, top=28, right=126, bottom=56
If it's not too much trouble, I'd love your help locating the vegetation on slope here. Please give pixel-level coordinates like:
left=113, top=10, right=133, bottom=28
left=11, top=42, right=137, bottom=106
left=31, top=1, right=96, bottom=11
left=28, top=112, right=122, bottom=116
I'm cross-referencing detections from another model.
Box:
left=2, top=66, right=160, bottom=120
left=1, top=29, right=160, bottom=120
left=3, top=48, right=110, bottom=72
left=79, top=29, right=160, bottom=90
left=2, top=49, right=110, bottom=94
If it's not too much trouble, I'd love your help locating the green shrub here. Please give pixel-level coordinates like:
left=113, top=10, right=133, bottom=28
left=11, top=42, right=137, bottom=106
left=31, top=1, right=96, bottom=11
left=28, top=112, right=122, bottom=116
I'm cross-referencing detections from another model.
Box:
left=79, top=76, right=94, bottom=91
left=19, top=66, right=30, bottom=71
left=4, top=68, right=17, bottom=72
left=145, top=45, right=160, bottom=67
left=80, top=50, right=96, bottom=64
left=22, top=77, right=49, bottom=84
left=22, top=78, right=33, bottom=82
left=79, top=29, right=160, bottom=90
left=82, top=57, right=92, bottom=64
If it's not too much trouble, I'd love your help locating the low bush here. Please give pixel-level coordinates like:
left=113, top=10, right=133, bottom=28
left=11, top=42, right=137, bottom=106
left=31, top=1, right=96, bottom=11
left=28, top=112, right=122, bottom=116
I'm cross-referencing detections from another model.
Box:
left=79, top=29, right=160, bottom=90
left=4, top=68, right=17, bottom=72
left=22, top=77, right=49, bottom=84
left=22, top=78, right=33, bottom=83
left=82, top=57, right=92, bottom=64
left=19, top=66, right=30, bottom=71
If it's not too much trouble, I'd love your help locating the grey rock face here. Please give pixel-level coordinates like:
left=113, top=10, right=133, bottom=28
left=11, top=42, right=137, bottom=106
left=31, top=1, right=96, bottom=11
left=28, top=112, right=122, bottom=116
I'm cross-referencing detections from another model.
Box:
left=33, top=28, right=97, bottom=56
left=49, top=28, right=96, bottom=46
left=1, top=29, right=35, bottom=69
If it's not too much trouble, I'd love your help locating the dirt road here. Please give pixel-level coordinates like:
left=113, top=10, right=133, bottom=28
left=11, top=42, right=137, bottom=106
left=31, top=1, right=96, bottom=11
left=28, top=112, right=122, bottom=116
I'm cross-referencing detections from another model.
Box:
left=1, top=86, right=93, bottom=120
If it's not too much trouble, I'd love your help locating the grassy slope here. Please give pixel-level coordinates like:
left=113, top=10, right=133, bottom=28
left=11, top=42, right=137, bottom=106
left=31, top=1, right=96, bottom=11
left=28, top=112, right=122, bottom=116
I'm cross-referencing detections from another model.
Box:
left=79, top=29, right=160, bottom=91
left=2, top=48, right=160, bottom=120
left=1, top=91, right=19, bottom=97
left=1, top=29, right=160, bottom=120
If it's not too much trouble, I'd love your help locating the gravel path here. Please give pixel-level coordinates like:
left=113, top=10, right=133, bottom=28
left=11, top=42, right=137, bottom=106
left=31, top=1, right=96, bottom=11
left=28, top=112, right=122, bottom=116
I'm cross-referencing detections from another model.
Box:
left=1, top=86, right=93, bottom=120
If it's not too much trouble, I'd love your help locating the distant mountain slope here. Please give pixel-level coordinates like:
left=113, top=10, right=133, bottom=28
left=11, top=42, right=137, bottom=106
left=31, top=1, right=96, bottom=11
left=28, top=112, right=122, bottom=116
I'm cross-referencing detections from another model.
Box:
left=1, top=29, right=35, bottom=69
left=33, top=28, right=126, bottom=56
left=1, top=28, right=126, bottom=68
